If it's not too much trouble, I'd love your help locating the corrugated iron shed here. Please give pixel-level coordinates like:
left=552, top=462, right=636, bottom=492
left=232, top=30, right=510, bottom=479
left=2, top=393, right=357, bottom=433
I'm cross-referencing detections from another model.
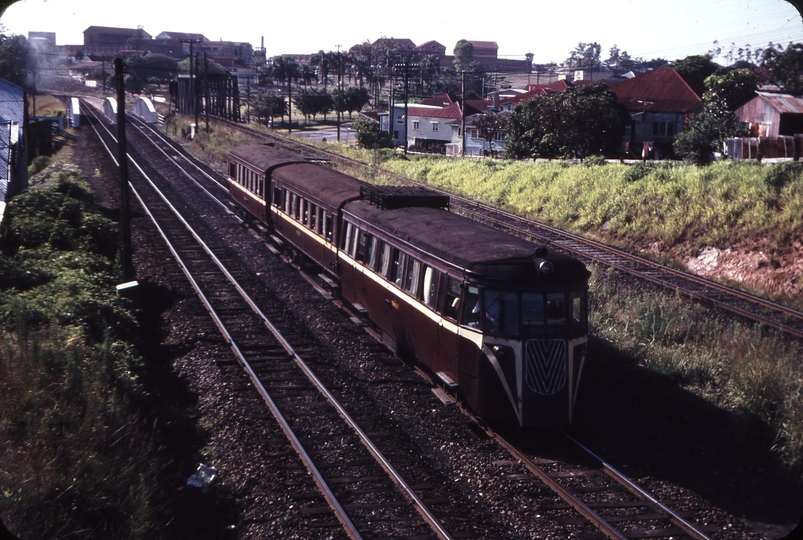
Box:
left=754, top=92, right=803, bottom=114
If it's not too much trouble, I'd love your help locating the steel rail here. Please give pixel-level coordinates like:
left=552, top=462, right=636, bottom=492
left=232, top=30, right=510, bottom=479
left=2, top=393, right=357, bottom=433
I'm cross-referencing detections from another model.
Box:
left=562, top=432, right=711, bottom=540
left=84, top=100, right=454, bottom=540
left=491, top=432, right=628, bottom=540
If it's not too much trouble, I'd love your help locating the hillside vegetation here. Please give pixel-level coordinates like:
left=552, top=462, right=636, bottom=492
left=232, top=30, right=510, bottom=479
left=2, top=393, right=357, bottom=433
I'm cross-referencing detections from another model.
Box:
left=0, top=162, right=234, bottom=538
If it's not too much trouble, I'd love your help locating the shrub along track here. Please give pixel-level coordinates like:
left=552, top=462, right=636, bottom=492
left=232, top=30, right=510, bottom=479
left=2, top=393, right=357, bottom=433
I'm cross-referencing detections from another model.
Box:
left=68, top=107, right=800, bottom=538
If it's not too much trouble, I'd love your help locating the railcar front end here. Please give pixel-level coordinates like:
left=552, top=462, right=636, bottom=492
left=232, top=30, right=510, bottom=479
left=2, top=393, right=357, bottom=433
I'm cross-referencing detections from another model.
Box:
left=456, top=255, right=589, bottom=426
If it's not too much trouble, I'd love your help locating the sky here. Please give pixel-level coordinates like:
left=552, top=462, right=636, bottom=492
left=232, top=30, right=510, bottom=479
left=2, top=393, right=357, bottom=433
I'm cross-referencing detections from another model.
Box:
left=1, top=0, right=803, bottom=65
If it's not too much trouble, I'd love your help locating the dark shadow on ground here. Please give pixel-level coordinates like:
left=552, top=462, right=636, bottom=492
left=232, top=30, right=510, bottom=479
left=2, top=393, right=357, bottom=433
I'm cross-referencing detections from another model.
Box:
left=130, top=280, right=239, bottom=539
left=516, top=335, right=801, bottom=530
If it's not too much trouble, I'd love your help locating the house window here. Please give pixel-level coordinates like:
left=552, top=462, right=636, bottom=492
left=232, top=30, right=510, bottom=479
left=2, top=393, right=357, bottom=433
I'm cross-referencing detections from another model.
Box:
left=396, top=115, right=404, bottom=125
left=470, top=129, right=478, bottom=139
left=413, top=120, right=420, bottom=130
left=652, top=121, right=675, bottom=137
left=431, top=121, right=439, bottom=131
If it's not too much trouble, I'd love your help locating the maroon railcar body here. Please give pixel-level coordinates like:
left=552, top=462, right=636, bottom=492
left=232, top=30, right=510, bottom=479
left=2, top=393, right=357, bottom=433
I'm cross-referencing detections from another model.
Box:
left=227, top=145, right=591, bottom=426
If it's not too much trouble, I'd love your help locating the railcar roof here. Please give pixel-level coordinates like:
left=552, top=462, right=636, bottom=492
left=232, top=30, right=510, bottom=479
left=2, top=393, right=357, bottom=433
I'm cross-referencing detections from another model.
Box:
left=344, top=201, right=588, bottom=282
left=273, top=162, right=364, bottom=208
left=229, top=145, right=305, bottom=172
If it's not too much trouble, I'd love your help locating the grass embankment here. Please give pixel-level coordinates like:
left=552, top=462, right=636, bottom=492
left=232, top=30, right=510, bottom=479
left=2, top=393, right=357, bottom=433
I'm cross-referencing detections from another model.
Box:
left=0, top=162, right=234, bottom=538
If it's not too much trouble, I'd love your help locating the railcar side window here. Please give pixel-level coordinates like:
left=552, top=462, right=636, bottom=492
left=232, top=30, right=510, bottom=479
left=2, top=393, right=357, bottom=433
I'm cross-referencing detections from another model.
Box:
left=302, top=200, right=309, bottom=225
left=422, top=266, right=438, bottom=308
left=484, top=290, right=519, bottom=336
left=522, top=293, right=544, bottom=326
left=317, top=208, right=325, bottom=234
left=547, top=293, right=566, bottom=325
left=341, top=222, right=354, bottom=252
left=390, top=250, right=407, bottom=287
left=404, top=259, right=421, bottom=296
left=284, top=190, right=291, bottom=213
left=229, top=163, right=236, bottom=177
left=355, top=231, right=369, bottom=262
left=273, top=186, right=281, bottom=207
left=293, top=194, right=301, bottom=220
left=325, top=215, right=333, bottom=242
left=258, top=178, right=264, bottom=198
left=442, top=277, right=462, bottom=321
left=366, top=236, right=378, bottom=268
left=309, top=204, right=317, bottom=230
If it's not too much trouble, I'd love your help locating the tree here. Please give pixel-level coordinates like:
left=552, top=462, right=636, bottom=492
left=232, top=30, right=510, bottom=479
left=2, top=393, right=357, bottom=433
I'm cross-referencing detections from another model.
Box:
left=177, top=56, right=227, bottom=76
left=272, top=56, right=300, bottom=127
left=310, top=50, right=332, bottom=91
left=568, top=42, right=602, bottom=70
left=673, top=54, right=720, bottom=87
left=453, top=39, right=474, bottom=72
left=761, top=42, right=803, bottom=94
left=473, top=113, right=507, bottom=157
left=505, top=83, right=630, bottom=159
left=126, top=52, right=178, bottom=86
left=251, top=94, right=287, bottom=127
left=673, top=100, right=748, bottom=164
left=352, top=116, right=393, bottom=149
left=704, top=68, right=757, bottom=110
left=293, top=89, right=334, bottom=122
left=299, top=63, right=317, bottom=91
left=0, top=33, right=33, bottom=88
left=341, top=86, right=371, bottom=117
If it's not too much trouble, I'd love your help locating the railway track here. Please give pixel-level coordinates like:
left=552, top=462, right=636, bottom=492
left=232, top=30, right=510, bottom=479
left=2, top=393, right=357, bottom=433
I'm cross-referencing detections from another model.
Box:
left=76, top=104, right=735, bottom=538
left=211, top=117, right=803, bottom=340
left=81, top=101, right=461, bottom=540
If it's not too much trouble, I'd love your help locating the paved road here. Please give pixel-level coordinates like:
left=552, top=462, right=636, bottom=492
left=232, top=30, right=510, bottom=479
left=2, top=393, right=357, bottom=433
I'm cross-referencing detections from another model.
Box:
left=292, top=125, right=356, bottom=143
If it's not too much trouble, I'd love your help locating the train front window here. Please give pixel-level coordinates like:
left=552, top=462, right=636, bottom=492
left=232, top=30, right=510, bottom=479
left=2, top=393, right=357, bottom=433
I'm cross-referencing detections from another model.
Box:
left=547, top=293, right=566, bottom=325
left=522, top=293, right=545, bottom=326
left=484, top=290, right=519, bottom=336
left=570, top=291, right=587, bottom=333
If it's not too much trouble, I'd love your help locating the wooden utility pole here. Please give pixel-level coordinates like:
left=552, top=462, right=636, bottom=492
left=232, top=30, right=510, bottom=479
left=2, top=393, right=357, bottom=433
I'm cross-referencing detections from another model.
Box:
left=461, top=71, right=467, bottom=158
left=114, top=58, right=134, bottom=281
left=204, top=53, right=209, bottom=133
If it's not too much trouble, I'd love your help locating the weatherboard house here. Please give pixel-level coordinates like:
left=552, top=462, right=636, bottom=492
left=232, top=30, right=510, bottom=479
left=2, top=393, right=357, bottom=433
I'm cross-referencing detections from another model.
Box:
left=0, top=78, right=27, bottom=207
left=609, top=67, right=703, bottom=157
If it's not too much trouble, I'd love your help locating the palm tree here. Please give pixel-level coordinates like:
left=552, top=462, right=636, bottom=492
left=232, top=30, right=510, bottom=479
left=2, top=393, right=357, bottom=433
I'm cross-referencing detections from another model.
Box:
left=300, top=64, right=317, bottom=91
left=272, top=55, right=300, bottom=131
left=310, top=50, right=332, bottom=92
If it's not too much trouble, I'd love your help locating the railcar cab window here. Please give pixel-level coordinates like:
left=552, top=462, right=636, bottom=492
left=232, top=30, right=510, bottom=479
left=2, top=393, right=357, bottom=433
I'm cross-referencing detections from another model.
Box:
left=484, top=289, right=519, bottom=336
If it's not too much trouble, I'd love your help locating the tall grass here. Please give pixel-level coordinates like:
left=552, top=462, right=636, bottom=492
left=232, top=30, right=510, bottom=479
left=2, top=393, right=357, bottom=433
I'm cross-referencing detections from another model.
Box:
left=590, top=265, right=803, bottom=467
left=381, top=156, right=803, bottom=259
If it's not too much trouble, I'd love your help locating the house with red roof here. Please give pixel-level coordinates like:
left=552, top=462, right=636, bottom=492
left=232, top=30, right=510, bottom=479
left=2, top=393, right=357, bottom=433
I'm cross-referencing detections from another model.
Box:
left=609, top=67, right=703, bottom=156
